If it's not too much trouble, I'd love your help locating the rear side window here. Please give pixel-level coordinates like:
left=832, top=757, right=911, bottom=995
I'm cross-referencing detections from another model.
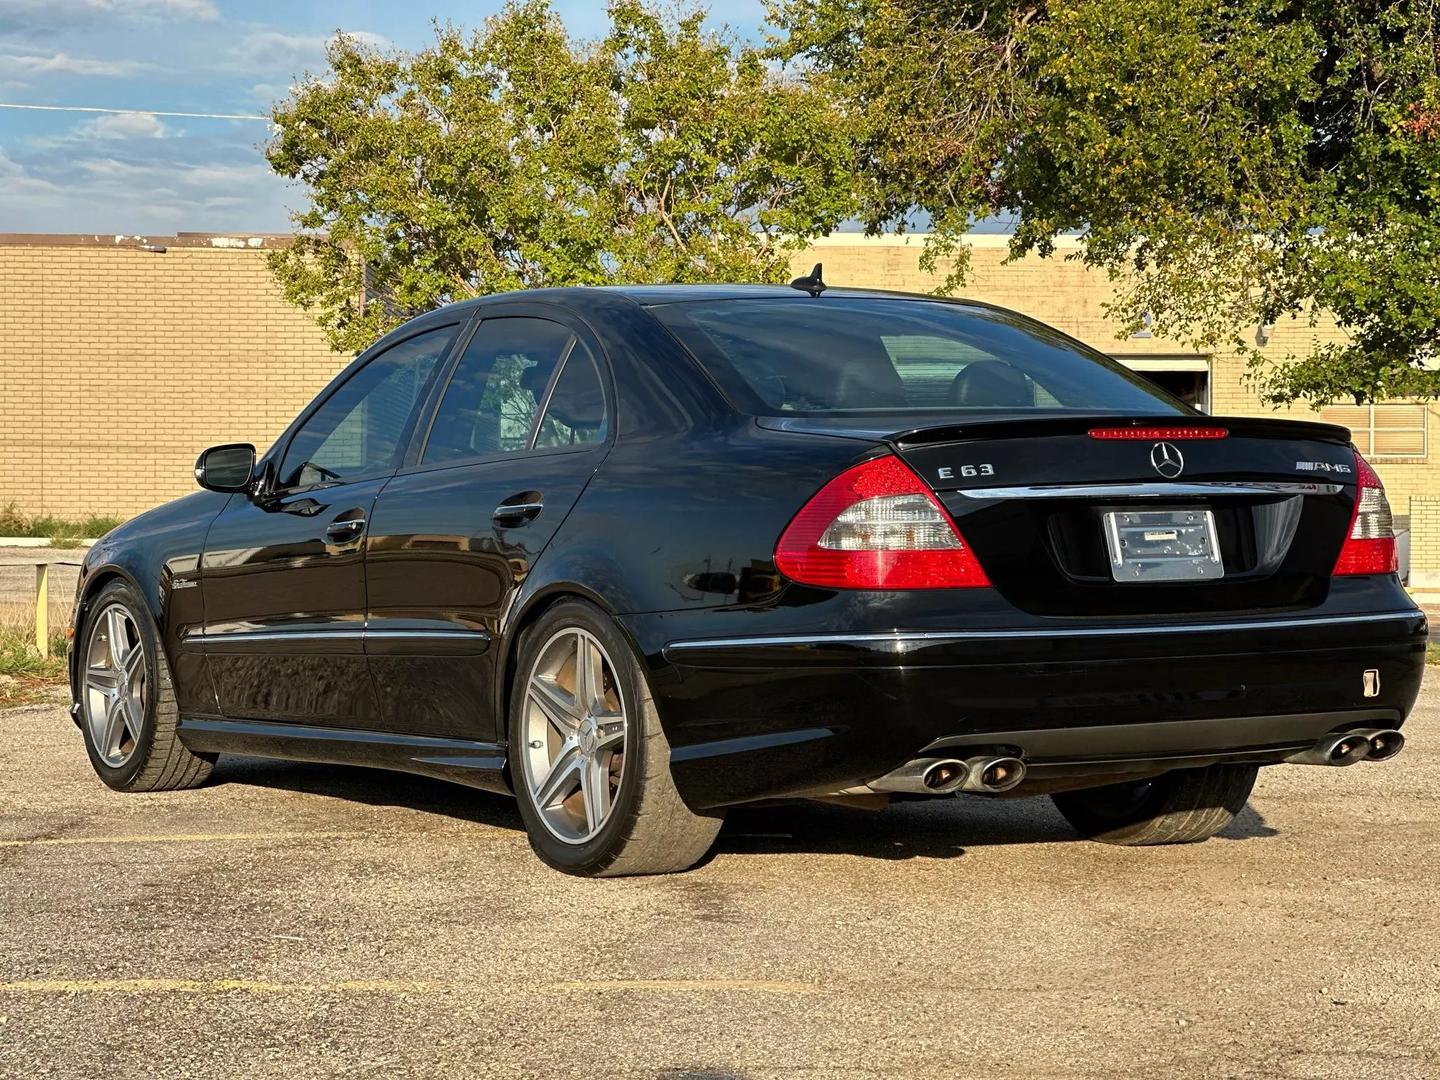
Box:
left=650, top=297, right=1185, bottom=416
left=534, top=347, right=607, bottom=449
left=423, top=317, right=606, bottom=463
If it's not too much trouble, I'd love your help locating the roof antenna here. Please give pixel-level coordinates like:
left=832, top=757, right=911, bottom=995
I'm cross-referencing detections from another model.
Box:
left=789, top=262, right=826, bottom=297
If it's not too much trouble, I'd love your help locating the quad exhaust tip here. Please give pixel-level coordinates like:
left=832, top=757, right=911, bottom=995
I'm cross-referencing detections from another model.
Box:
left=959, top=755, right=1026, bottom=793
left=868, top=754, right=1028, bottom=796
left=1286, top=728, right=1405, bottom=767
left=1359, top=728, right=1405, bottom=762
left=868, top=757, right=970, bottom=796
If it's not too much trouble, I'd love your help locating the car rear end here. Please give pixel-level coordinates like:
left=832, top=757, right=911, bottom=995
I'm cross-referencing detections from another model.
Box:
left=633, top=292, right=1426, bottom=809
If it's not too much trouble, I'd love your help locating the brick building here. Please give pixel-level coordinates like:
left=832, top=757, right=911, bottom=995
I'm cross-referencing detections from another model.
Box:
left=2, top=230, right=1437, bottom=580
left=0, top=233, right=339, bottom=520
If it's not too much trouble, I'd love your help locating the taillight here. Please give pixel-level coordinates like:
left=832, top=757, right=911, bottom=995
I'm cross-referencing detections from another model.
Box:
left=1333, top=450, right=1397, bottom=576
left=774, top=455, right=991, bottom=589
left=1088, top=426, right=1229, bottom=440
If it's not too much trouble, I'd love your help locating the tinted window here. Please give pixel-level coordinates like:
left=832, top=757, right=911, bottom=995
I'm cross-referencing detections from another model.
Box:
left=650, top=297, right=1186, bottom=416
left=423, top=317, right=575, bottom=463
left=534, top=347, right=607, bottom=449
left=278, top=326, right=455, bottom=489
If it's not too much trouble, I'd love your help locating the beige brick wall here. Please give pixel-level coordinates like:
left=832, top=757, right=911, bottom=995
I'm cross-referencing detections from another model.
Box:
left=1408, top=498, right=1440, bottom=588
left=0, top=236, right=348, bottom=518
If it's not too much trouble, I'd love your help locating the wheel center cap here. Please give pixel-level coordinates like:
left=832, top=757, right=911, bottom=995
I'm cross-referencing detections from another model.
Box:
left=578, top=718, right=598, bottom=755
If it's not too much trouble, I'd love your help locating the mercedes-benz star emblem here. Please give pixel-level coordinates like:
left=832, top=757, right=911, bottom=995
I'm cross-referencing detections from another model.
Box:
left=1150, top=441, right=1185, bottom=479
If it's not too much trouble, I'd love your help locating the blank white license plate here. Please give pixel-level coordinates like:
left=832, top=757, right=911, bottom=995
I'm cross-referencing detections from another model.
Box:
left=1102, top=508, right=1223, bottom=583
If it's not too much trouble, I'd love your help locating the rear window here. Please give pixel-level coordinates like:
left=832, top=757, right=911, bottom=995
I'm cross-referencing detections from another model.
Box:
left=649, top=296, right=1187, bottom=416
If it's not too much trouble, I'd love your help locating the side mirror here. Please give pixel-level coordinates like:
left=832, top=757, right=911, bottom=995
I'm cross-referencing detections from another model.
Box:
left=194, top=443, right=256, bottom=493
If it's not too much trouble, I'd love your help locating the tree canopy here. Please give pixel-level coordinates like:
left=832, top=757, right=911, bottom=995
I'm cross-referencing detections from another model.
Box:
left=774, top=0, right=1440, bottom=405
left=269, top=0, right=1440, bottom=407
left=267, top=0, right=853, bottom=352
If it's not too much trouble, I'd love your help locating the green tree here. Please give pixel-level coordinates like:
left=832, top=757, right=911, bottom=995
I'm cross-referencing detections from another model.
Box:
left=774, top=0, right=1440, bottom=406
left=267, top=0, right=853, bottom=353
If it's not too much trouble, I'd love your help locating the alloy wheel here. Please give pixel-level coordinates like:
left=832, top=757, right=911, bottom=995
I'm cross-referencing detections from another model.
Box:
left=83, top=603, right=147, bottom=768
left=521, top=627, right=628, bottom=844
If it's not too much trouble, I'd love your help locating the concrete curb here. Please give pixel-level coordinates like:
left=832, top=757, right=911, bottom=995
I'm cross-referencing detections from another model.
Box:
left=0, top=537, right=96, bottom=549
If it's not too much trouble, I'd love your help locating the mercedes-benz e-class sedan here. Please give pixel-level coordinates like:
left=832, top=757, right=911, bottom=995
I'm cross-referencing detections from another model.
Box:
left=69, top=280, right=1426, bottom=876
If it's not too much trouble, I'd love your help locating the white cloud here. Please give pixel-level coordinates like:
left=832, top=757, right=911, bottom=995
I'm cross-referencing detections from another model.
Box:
left=80, top=111, right=169, bottom=139
left=0, top=144, right=26, bottom=178
left=0, top=0, right=217, bottom=33
left=143, top=0, right=216, bottom=17
left=0, top=142, right=294, bottom=233
left=248, top=82, right=294, bottom=106
left=0, top=50, right=150, bottom=77
left=74, top=156, right=271, bottom=190
left=26, top=110, right=170, bottom=149
left=233, top=29, right=388, bottom=73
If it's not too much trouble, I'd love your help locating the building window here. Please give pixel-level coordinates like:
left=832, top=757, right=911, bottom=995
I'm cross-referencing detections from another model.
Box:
left=1319, top=403, right=1428, bottom=459
left=1114, top=356, right=1211, bottom=412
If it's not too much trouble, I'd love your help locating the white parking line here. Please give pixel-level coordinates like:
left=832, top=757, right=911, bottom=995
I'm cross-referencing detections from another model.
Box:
left=0, top=978, right=819, bottom=996
left=0, top=831, right=364, bottom=848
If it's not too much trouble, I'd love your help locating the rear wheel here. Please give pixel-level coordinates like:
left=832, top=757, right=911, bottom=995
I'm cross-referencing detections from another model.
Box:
left=1050, top=764, right=1258, bottom=846
left=79, top=581, right=215, bottom=792
left=509, top=600, right=723, bottom=877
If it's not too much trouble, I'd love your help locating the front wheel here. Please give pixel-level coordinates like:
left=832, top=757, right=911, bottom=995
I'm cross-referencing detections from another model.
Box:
left=508, top=600, right=723, bottom=877
left=78, top=581, right=215, bottom=792
left=1050, top=764, right=1258, bottom=846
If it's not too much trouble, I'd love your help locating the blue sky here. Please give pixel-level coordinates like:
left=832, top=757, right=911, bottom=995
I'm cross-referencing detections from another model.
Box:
left=0, top=1, right=770, bottom=233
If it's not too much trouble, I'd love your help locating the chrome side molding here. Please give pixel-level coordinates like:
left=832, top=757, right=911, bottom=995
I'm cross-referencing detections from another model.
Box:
left=951, top=481, right=1345, bottom=500
left=665, top=610, right=1425, bottom=654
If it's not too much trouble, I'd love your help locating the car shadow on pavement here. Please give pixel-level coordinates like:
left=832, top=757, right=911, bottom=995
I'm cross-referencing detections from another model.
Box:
left=209, top=756, right=1278, bottom=860
left=716, top=795, right=1279, bottom=861
left=210, top=756, right=526, bottom=830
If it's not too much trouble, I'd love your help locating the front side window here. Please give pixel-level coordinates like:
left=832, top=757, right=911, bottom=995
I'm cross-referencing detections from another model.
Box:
left=424, top=317, right=597, bottom=463
left=650, top=297, right=1187, bottom=416
left=277, top=325, right=456, bottom=489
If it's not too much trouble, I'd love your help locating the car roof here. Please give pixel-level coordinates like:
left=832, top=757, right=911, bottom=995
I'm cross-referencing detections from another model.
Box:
left=590, top=284, right=917, bottom=306
left=420, top=283, right=977, bottom=319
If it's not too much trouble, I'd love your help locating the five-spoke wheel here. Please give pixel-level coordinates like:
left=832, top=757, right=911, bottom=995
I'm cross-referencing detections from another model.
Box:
left=77, top=581, right=214, bottom=792
left=83, top=602, right=146, bottom=768
left=509, top=600, right=723, bottom=876
left=521, top=627, right=628, bottom=844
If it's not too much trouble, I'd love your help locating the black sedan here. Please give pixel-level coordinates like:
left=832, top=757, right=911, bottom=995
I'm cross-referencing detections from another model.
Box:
left=68, top=280, right=1426, bottom=876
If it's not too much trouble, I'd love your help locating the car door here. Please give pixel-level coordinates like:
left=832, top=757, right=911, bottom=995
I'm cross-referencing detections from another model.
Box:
left=364, top=310, right=613, bottom=740
left=201, top=323, right=461, bottom=727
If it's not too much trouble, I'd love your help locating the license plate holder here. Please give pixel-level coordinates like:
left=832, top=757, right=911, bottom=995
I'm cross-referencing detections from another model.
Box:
left=1102, top=508, right=1223, bottom=583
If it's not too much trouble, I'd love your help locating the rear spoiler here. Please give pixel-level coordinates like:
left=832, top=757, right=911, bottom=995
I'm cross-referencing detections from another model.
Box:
left=884, top=414, right=1354, bottom=450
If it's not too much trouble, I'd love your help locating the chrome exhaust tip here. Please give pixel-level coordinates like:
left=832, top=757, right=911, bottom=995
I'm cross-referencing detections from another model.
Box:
left=959, top=755, right=1026, bottom=793
left=1353, top=728, right=1405, bottom=762
left=1285, top=732, right=1372, bottom=767
left=868, top=757, right=969, bottom=796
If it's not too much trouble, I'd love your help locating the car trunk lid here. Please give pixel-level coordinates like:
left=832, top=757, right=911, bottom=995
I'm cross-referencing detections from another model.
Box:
left=873, top=414, right=1358, bottom=617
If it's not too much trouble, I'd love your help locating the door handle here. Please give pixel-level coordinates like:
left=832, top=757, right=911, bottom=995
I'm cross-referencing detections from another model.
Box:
left=326, top=517, right=366, bottom=541
left=493, top=499, right=543, bottom=526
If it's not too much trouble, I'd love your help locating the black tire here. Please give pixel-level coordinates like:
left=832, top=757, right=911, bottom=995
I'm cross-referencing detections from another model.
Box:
left=508, top=599, right=723, bottom=877
left=78, top=581, right=215, bottom=792
left=1050, top=764, right=1258, bottom=846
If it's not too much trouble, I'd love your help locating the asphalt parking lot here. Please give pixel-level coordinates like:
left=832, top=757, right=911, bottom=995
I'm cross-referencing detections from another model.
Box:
left=2, top=683, right=1438, bottom=1079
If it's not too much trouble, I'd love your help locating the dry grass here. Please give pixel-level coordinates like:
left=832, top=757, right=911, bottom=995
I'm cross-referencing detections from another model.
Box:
left=0, top=502, right=122, bottom=546
left=0, top=602, right=68, bottom=707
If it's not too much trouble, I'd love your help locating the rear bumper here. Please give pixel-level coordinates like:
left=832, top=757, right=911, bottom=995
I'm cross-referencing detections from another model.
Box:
left=637, top=609, right=1428, bottom=808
